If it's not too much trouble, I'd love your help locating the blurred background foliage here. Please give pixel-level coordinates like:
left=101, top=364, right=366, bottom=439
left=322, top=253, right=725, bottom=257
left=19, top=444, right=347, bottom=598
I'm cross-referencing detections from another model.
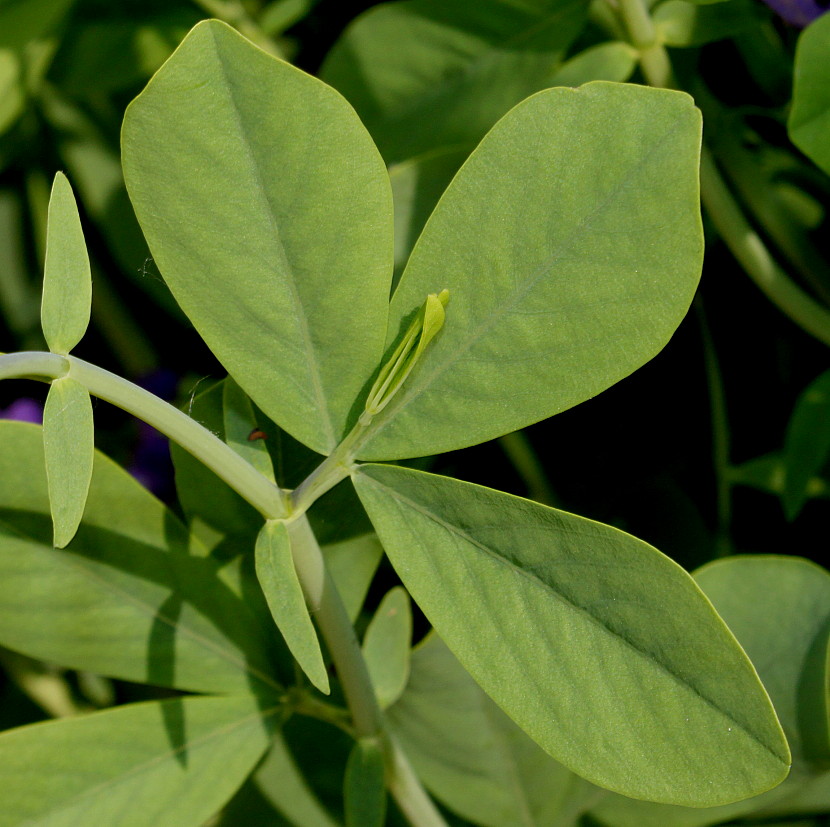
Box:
left=1, top=0, right=830, bottom=823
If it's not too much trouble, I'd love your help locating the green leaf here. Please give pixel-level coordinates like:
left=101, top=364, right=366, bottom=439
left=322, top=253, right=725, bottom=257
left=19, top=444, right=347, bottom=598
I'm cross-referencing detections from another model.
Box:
left=43, top=376, right=94, bottom=548
left=0, top=694, right=279, bottom=827
left=695, top=556, right=830, bottom=768
left=122, top=20, right=393, bottom=455
left=0, top=0, right=76, bottom=51
left=363, top=586, right=412, bottom=709
left=388, top=632, right=600, bottom=826
left=0, top=50, right=23, bottom=136
left=224, top=377, right=275, bottom=482
left=790, top=12, right=830, bottom=177
left=323, top=533, right=384, bottom=623
left=357, top=82, right=703, bottom=460
left=320, top=0, right=588, bottom=163
left=549, top=42, right=637, bottom=87
left=255, top=520, right=329, bottom=694
left=653, top=0, right=759, bottom=47
left=41, top=172, right=91, bottom=355
left=219, top=731, right=340, bottom=827
left=353, top=464, right=790, bottom=805
left=344, top=737, right=386, bottom=827
left=0, top=420, right=279, bottom=695
left=782, top=370, right=830, bottom=519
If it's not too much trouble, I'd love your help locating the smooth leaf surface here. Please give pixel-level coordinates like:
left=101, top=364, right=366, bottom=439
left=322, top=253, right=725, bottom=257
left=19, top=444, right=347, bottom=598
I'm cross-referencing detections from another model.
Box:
left=255, top=520, right=329, bottom=694
left=357, top=82, right=703, bottom=460
left=696, top=556, right=830, bottom=767
left=0, top=420, right=278, bottom=695
left=362, top=586, right=412, bottom=709
left=42, top=376, right=93, bottom=548
left=320, top=0, right=588, bottom=163
left=344, top=737, right=386, bottom=827
left=353, top=464, right=790, bottom=805
left=0, top=694, right=279, bottom=827
left=790, top=12, right=830, bottom=177
left=41, top=172, right=91, bottom=355
left=122, top=20, right=393, bottom=455
left=388, top=632, right=601, bottom=826
left=782, top=370, right=830, bottom=519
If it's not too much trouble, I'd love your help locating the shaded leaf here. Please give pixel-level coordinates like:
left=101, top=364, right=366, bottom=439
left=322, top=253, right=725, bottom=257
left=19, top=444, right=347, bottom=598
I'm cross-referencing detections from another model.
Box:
left=549, top=42, right=637, bottom=86
left=353, top=463, right=789, bottom=805
left=363, top=586, right=411, bottom=709
left=782, top=370, right=830, bottom=519
left=43, top=376, right=93, bottom=548
left=224, top=377, right=275, bottom=481
left=323, top=533, right=384, bottom=623
left=255, top=519, right=329, bottom=694
left=653, top=0, right=760, bottom=47
left=41, top=172, right=91, bottom=355
left=388, top=632, right=601, bottom=826
left=320, top=0, right=588, bottom=163
left=0, top=694, right=279, bottom=827
left=357, top=82, right=703, bottom=460
left=0, top=420, right=279, bottom=695
left=344, top=737, right=386, bottom=827
left=790, top=12, right=830, bottom=176
left=123, top=20, right=393, bottom=455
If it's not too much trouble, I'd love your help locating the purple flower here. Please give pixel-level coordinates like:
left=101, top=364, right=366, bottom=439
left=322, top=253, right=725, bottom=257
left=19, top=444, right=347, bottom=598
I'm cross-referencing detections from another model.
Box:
left=0, top=398, right=43, bottom=424
left=761, top=0, right=828, bottom=27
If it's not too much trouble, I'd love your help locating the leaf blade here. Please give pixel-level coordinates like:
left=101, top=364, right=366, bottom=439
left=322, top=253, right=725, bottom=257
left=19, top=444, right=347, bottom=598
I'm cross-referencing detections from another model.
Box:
left=363, top=586, right=412, bottom=709
left=41, top=172, right=91, bottom=355
left=122, top=20, right=393, bottom=455
left=354, top=463, right=790, bottom=805
left=43, top=376, right=94, bottom=548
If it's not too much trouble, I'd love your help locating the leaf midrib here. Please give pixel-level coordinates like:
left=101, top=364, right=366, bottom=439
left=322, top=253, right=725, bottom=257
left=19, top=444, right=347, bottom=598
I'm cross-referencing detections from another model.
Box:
left=361, top=470, right=786, bottom=764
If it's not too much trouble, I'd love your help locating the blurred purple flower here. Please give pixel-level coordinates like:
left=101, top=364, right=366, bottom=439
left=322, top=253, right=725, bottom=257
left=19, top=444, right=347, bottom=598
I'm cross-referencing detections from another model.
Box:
left=761, top=0, right=827, bottom=27
left=0, top=398, right=43, bottom=424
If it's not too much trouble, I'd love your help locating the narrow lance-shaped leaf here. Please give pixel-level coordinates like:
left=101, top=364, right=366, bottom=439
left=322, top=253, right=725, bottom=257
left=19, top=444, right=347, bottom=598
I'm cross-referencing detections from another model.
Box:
left=122, top=20, right=393, bottom=455
left=223, top=377, right=275, bottom=481
left=362, top=586, right=412, bottom=709
left=41, top=171, right=91, bottom=355
left=353, top=464, right=790, bottom=806
left=357, top=82, right=704, bottom=460
left=344, top=737, right=387, bottom=827
left=43, top=376, right=94, bottom=548
left=255, top=519, right=329, bottom=694
left=0, top=694, right=280, bottom=827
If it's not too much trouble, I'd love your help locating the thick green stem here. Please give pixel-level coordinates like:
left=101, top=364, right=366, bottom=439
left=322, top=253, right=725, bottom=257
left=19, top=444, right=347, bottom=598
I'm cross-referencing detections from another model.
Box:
left=615, top=0, right=674, bottom=87
left=388, top=737, right=449, bottom=827
left=0, top=351, right=287, bottom=518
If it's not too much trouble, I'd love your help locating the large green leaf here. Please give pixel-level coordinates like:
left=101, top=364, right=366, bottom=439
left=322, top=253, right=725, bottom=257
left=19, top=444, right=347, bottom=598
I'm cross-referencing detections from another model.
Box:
left=353, top=464, right=789, bottom=805
left=122, top=20, right=393, bottom=455
left=0, top=694, right=279, bottom=827
left=42, top=377, right=93, bottom=548
left=388, top=632, right=601, bottom=826
left=0, top=420, right=279, bottom=695
left=357, top=82, right=703, bottom=460
left=320, top=0, right=588, bottom=163
left=589, top=555, right=830, bottom=827
left=41, top=172, right=91, bottom=355
left=789, top=12, right=830, bottom=177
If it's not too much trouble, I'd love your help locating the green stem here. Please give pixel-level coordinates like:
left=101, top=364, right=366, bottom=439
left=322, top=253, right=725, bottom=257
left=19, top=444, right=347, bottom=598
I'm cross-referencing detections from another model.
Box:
left=694, top=298, right=732, bottom=558
left=699, top=148, right=830, bottom=348
left=498, top=431, right=561, bottom=507
left=615, top=0, right=674, bottom=87
left=388, top=737, right=449, bottom=827
left=0, top=351, right=287, bottom=518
